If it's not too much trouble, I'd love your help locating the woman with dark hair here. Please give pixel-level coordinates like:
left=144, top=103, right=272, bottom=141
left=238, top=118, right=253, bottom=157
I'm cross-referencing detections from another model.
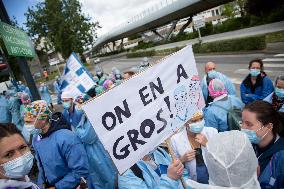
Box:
left=241, top=101, right=284, bottom=188
left=0, top=123, right=40, bottom=188
left=264, top=74, right=284, bottom=112
left=240, top=59, right=274, bottom=104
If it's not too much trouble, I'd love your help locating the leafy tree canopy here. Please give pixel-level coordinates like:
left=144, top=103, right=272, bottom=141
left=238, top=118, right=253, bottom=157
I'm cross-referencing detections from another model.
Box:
left=25, top=0, right=100, bottom=59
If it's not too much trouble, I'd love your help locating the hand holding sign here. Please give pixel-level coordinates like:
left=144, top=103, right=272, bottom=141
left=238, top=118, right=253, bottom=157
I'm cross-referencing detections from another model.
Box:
left=82, top=45, right=205, bottom=174
left=167, top=159, right=184, bottom=180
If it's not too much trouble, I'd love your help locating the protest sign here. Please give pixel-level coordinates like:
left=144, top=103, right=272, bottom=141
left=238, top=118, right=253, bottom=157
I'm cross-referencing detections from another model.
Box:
left=60, top=52, right=96, bottom=97
left=82, top=45, right=205, bottom=174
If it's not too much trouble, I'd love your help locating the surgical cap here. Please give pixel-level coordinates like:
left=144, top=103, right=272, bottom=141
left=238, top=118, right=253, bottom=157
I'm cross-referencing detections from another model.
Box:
left=61, top=91, right=74, bottom=99
left=208, top=79, right=227, bottom=98
left=103, top=79, right=114, bottom=90
left=111, top=67, right=118, bottom=73
left=114, top=69, right=121, bottom=75
left=186, top=131, right=260, bottom=189
left=24, top=100, right=51, bottom=121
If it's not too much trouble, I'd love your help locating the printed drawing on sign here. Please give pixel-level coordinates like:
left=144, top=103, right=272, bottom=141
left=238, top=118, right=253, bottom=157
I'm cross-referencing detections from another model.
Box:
left=82, top=45, right=205, bottom=174
left=174, top=85, right=188, bottom=122
left=171, top=75, right=204, bottom=131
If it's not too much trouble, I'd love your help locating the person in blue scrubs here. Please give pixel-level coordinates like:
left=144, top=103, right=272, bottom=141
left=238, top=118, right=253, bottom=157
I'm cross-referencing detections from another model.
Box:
left=53, top=76, right=62, bottom=104
left=62, top=93, right=118, bottom=189
left=38, top=82, right=53, bottom=110
left=204, top=79, right=244, bottom=132
left=201, top=62, right=236, bottom=106
left=24, top=100, right=89, bottom=189
left=264, top=74, right=284, bottom=112
left=118, top=147, right=186, bottom=189
left=241, top=101, right=284, bottom=188
left=240, top=59, right=274, bottom=104
left=6, top=90, right=23, bottom=131
left=0, top=93, right=11, bottom=123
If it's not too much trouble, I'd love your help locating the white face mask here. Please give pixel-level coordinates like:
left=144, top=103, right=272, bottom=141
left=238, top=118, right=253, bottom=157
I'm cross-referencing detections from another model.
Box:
left=25, top=124, right=40, bottom=135
left=0, top=151, right=34, bottom=179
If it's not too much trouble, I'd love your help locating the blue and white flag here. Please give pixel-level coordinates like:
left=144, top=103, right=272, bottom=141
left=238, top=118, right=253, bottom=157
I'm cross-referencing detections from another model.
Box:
left=60, top=52, right=96, bottom=97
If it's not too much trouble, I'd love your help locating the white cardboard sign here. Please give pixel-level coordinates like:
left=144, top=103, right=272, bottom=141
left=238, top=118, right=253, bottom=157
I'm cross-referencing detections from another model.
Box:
left=82, top=45, right=205, bottom=174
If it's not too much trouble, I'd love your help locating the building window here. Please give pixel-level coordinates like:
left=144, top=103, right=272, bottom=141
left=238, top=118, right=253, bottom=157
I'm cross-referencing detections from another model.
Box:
left=211, top=10, right=215, bottom=16
left=216, top=9, right=219, bottom=15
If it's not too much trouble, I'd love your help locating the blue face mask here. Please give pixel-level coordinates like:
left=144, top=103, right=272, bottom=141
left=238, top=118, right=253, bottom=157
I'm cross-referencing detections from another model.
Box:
left=250, top=69, right=260, bottom=77
left=207, top=70, right=218, bottom=79
left=148, top=147, right=158, bottom=156
left=241, top=129, right=262, bottom=144
left=275, top=87, right=284, bottom=99
left=63, top=101, right=72, bottom=110
left=188, top=120, right=205, bottom=134
left=241, top=126, right=269, bottom=144
left=1, top=151, right=34, bottom=179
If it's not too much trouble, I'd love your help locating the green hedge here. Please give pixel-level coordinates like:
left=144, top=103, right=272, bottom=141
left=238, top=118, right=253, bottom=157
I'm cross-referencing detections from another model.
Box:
left=126, top=50, right=156, bottom=58
left=126, top=46, right=185, bottom=58
left=266, top=31, right=284, bottom=43
left=96, top=49, right=126, bottom=57
left=193, top=35, right=266, bottom=53
left=127, top=35, right=266, bottom=57
left=155, top=47, right=184, bottom=56
left=132, top=42, right=155, bottom=51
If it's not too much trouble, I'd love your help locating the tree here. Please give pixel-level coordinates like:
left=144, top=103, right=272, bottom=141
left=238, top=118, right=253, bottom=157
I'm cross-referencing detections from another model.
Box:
left=222, top=0, right=246, bottom=18
left=245, top=0, right=284, bottom=17
left=235, top=0, right=246, bottom=17
left=25, top=0, right=99, bottom=59
left=222, top=3, right=235, bottom=18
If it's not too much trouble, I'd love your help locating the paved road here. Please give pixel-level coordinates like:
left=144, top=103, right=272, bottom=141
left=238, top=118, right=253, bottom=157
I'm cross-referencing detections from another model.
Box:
left=93, top=52, right=284, bottom=97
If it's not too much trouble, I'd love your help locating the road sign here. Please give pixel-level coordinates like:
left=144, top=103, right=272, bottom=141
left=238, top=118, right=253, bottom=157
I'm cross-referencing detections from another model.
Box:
left=193, top=15, right=205, bottom=29
left=49, top=58, right=60, bottom=66
left=0, top=21, right=35, bottom=58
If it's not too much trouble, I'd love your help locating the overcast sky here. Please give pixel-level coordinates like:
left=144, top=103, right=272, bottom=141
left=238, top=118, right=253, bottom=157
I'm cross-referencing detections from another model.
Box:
left=4, top=0, right=163, bottom=37
left=80, top=0, right=162, bottom=36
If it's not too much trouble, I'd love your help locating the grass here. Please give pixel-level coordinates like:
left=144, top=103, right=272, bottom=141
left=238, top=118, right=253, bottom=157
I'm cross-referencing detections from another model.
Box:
left=266, top=31, right=284, bottom=43
left=192, top=35, right=266, bottom=53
